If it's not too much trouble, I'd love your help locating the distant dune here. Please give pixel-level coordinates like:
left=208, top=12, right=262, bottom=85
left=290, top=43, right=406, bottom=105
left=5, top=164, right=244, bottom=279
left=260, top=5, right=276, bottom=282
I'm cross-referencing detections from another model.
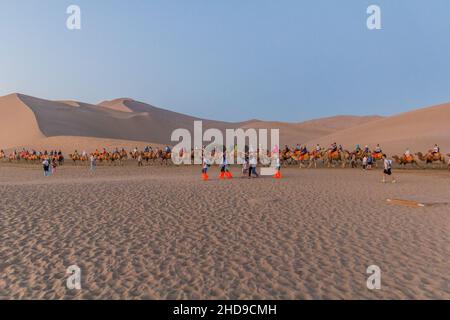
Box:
left=308, top=103, right=450, bottom=155
left=1, top=92, right=449, bottom=155
left=0, top=94, right=45, bottom=149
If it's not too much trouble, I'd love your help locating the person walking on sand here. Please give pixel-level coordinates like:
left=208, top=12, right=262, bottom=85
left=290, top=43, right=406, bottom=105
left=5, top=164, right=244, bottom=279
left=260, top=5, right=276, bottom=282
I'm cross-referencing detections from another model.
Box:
left=51, top=158, right=58, bottom=174
left=362, top=155, right=368, bottom=170
left=42, top=158, right=50, bottom=177
left=248, top=150, right=259, bottom=179
left=201, top=155, right=210, bottom=181
left=382, top=154, right=396, bottom=183
left=241, top=153, right=249, bottom=177
left=219, top=147, right=232, bottom=179
left=274, top=155, right=282, bottom=178
left=90, top=154, right=96, bottom=172
left=137, top=152, right=143, bottom=167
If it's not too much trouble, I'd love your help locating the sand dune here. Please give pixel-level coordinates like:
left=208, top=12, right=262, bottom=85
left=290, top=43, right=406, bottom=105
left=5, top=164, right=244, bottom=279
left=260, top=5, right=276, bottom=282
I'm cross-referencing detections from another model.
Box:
left=307, top=103, right=450, bottom=155
left=1, top=93, right=383, bottom=151
left=242, top=115, right=382, bottom=146
left=0, top=94, right=45, bottom=149
left=2, top=92, right=449, bottom=154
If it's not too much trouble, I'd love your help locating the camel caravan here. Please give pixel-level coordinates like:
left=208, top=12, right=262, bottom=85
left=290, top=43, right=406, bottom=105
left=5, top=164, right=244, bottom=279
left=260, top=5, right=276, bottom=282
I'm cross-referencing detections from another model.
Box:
left=0, top=143, right=449, bottom=170
left=0, top=149, right=64, bottom=165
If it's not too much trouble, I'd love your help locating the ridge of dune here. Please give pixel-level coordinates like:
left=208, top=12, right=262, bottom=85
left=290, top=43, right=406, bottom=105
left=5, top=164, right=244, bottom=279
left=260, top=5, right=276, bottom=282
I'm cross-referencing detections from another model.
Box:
left=307, top=102, right=450, bottom=154
left=57, top=100, right=82, bottom=107
left=241, top=115, right=383, bottom=146
left=298, top=115, right=384, bottom=131
left=98, top=98, right=135, bottom=113
left=0, top=93, right=45, bottom=149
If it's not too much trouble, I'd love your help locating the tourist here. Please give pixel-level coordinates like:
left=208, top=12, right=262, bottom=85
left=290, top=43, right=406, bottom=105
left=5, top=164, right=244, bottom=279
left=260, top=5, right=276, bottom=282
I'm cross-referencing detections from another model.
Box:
left=42, top=158, right=50, bottom=177
left=382, top=154, right=396, bottom=183
left=90, top=154, right=96, bottom=171
left=248, top=150, right=258, bottom=178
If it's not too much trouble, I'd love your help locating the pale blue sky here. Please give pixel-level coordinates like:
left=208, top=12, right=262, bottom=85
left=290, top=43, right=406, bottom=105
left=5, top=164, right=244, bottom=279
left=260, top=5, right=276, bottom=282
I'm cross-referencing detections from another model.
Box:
left=1, top=0, right=449, bottom=121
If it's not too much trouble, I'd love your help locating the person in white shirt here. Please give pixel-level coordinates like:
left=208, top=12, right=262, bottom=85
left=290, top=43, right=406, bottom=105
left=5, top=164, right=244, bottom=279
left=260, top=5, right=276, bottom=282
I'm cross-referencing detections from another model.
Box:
left=90, top=154, right=96, bottom=171
left=404, top=149, right=411, bottom=158
left=382, top=154, right=396, bottom=183
left=42, top=159, right=50, bottom=176
left=432, top=144, right=440, bottom=154
left=315, top=144, right=321, bottom=153
left=274, top=156, right=282, bottom=179
left=374, top=144, right=382, bottom=153
left=202, top=156, right=210, bottom=180
left=248, top=152, right=259, bottom=178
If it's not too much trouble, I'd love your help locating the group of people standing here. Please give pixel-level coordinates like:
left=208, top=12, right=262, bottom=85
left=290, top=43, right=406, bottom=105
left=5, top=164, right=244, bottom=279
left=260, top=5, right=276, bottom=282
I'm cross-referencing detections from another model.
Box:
left=42, top=157, right=58, bottom=177
left=201, top=145, right=281, bottom=181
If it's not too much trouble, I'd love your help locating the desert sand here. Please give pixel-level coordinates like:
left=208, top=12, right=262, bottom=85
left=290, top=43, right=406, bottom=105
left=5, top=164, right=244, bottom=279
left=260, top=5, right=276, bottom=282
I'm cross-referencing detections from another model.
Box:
left=0, top=165, right=448, bottom=300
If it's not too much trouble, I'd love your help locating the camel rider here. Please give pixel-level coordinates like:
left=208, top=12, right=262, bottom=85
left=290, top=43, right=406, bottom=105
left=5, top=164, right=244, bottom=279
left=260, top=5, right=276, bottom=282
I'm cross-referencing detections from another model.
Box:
left=330, top=143, right=337, bottom=153
left=433, top=144, right=440, bottom=154
left=164, top=146, right=171, bottom=153
left=364, top=145, right=370, bottom=154
left=374, top=144, right=382, bottom=154
left=284, top=145, right=291, bottom=153
left=338, top=144, right=344, bottom=152
left=295, top=144, right=301, bottom=152
left=355, top=144, right=361, bottom=152
left=315, top=144, right=321, bottom=153
left=300, top=145, right=308, bottom=155
left=405, top=149, right=411, bottom=159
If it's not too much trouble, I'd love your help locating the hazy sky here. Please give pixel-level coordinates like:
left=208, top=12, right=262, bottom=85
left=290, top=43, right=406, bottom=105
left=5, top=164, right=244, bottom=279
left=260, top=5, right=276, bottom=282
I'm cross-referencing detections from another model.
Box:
left=1, top=0, right=449, bottom=122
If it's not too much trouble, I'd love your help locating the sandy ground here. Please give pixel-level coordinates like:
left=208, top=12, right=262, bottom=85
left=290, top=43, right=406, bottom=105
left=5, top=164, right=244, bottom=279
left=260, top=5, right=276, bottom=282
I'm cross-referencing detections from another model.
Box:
left=0, top=165, right=448, bottom=300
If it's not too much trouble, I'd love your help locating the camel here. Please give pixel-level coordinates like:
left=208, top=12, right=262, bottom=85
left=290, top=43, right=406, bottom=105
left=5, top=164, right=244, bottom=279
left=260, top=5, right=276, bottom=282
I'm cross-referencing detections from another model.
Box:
left=307, top=150, right=326, bottom=168
left=416, top=151, right=446, bottom=168
left=108, top=149, right=128, bottom=166
left=69, top=152, right=88, bottom=165
left=325, top=150, right=350, bottom=168
left=291, top=150, right=312, bottom=168
left=392, top=155, right=420, bottom=168
left=279, top=149, right=296, bottom=166
left=156, top=149, right=172, bottom=165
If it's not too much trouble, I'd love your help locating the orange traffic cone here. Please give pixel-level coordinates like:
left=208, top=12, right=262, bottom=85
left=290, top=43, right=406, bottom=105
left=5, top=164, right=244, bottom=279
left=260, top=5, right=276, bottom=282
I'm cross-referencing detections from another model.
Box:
left=274, top=170, right=281, bottom=179
left=219, top=172, right=225, bottom=179
left=202, top=173, right=209, bottom=181
left=225, top=171, right=233, bottom=179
